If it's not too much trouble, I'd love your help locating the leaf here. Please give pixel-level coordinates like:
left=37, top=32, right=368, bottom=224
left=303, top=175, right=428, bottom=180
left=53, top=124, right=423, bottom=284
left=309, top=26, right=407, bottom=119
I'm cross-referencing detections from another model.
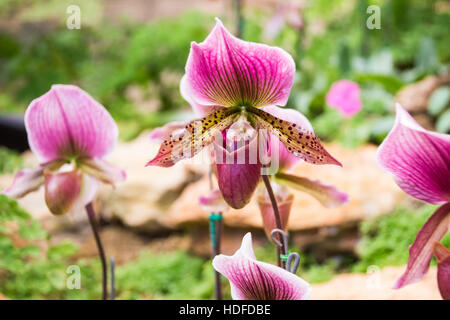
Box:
left=18, top=220, right=47, bottom=240
left=0, top=195, right=31, bottom=222
left=47, top=242, right=78, bottom=260
left=436, top=109, right=450, bottom=133
left=246, top=106, right=341, bottom=166
left=355, top=73, right=404, bottom=94
left=146, top=107, right=240, bottom=167
left=429, top=87, right=450, bottom=116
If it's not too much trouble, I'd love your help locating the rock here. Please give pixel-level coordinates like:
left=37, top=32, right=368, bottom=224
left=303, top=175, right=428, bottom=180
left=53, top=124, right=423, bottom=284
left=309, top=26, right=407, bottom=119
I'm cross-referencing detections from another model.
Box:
left=292, top=223, right=360, bottom=260
left=96, top=131, right=205, bottom=233
left=310, top=266, right=441, bottom=300
left=163, top=143, right=407, bottom=231
left=395, top=73, right=450, bottom=113
left=50, top=224, right=192, bottom=264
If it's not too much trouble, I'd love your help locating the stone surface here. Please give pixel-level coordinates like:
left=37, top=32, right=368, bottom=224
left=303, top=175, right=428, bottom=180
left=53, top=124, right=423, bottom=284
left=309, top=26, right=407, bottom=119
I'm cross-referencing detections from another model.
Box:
left=310, top=266, right=441, bottom=300
left=96, top=131, right=205, bottom=233
left=163, top=143, right=407, bottom=231
left=395, top=74, right=450, bottom=113
left=63, top=226, right=191, bottom=264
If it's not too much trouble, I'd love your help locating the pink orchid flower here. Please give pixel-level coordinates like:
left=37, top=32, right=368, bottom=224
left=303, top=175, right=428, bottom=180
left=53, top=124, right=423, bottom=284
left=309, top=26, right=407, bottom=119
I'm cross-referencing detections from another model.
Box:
left=2, top=85, right=126, bottom=216
left=257, top=106, right=348, bottom=237
left=212, top=232, right=311, bottom=300
left=376, top=104, right=450, bottom=300
left=147, top=18, right=341, bottom=209
left=326, top=80, right=362, bottom=118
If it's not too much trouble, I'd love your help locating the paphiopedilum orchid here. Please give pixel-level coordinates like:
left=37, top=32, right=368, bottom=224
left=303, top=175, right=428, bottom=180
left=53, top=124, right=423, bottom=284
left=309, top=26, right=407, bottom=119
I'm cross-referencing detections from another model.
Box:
left=326, top=80, right=362, bottom=118
left=257, top=106, right=348, bottom=238
left=146, top=18, right=341, bottom=210
left=376, top=104, right=450, bottom=300
left=2, top=84, right=125, bottom=299
left=3, top=85, right=125, bottom=214
left=212, top=232, right=311, bottom=300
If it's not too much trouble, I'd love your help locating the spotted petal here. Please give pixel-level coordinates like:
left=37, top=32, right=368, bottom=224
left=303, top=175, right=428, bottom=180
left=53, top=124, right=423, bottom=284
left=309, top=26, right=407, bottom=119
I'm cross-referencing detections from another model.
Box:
left=212, top=233, right=311, bottom=300
left=377, top=104, right=450, bottom=204
left=25, top=85, right=118, bottom=163
left=264, top=105, right=314, bottom=171
left=146, top=107, right=240, bottom=167
left=149, top=121, right=188, bottom=142
left=275, top=172, right=348, bottom=208
left=184, top=18, right=295, bottom=110
left=433, top=242, right=450, bottom=300
left=394, top=203, right=450, bottom=289
left=247, top=106, right=341, bottom=166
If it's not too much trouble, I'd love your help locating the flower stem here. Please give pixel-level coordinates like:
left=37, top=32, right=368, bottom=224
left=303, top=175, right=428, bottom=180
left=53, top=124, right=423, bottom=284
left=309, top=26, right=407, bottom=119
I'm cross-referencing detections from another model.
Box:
left=85, top=202, right=107, bottom=300
left=261, top=174, right=286, bottom=269
left=210, top=212, right=223, bottom=300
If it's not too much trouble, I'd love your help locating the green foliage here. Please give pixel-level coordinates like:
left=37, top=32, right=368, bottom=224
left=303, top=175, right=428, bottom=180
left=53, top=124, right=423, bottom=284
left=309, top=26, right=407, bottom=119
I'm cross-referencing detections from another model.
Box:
left=436, top=109, right=450, bottom=133
left=428, top=87, right=450, bottom=116
left=353, top=205, right=450, bottom=272
left=0, top=195, right=216, bottom=300
left=0, top=195, right=100, bottom=299
left=428, top=87, right=450, bottom=134
left=116, top=251, right=215, bottom=300
left=0, top=11, right=213, bottom=141
left=0, top=147, right=23, bottom=174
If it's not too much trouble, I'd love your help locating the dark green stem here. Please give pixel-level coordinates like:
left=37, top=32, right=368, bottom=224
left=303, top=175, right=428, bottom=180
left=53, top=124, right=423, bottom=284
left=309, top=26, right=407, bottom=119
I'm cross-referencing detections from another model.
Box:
left=210, top=212, right=223, bottom=300
left=261, top=175, right=286, bottom=269
left=85, top=202, right=107, bottom=300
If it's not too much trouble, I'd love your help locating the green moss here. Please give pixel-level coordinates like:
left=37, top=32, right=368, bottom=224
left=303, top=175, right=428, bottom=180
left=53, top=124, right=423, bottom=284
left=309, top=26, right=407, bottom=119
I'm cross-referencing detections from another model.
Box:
left=0, top=147, right=23, bottom=174
left=353, top=204, right=450, bottom=272
left=116, top=251, right=215, bottom=300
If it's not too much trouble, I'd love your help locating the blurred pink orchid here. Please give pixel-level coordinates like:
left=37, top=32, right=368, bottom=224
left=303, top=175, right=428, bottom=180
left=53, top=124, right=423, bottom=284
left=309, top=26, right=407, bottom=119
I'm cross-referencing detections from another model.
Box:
left=263, top=2, right=304, bottom=41
left=147, top=18, right=341, bottom=209
left=2, top=85, right=125, bottom=216
left=377, top=104, right=450, bottom=300
left=326, top=80, right=362, bottom=118
left=198, top=188, right=229, bottom=213
left=257, top=106, right=348, bottom=237
left=212, top=233, right=311, bottom=300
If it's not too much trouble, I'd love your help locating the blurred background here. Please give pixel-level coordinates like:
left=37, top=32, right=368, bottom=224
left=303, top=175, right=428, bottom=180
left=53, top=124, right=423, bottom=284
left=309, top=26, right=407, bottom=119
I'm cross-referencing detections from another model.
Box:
left=0, top=0, right=449, bottom=300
